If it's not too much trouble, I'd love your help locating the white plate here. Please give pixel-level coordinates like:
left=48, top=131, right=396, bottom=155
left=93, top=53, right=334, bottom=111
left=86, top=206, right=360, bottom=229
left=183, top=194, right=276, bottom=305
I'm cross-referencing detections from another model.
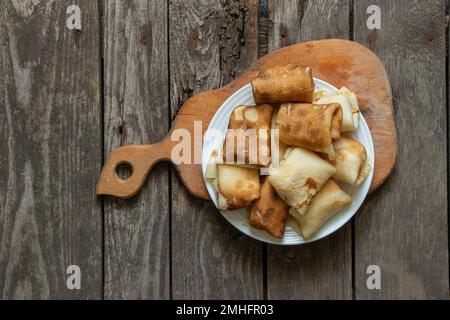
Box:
left=201, top=79, right=374, bottom=245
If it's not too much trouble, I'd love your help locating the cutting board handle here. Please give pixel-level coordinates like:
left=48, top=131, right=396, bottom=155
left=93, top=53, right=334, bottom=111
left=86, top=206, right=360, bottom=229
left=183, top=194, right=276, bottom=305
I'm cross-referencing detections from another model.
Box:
left=96, top=139, right=171, bottom=198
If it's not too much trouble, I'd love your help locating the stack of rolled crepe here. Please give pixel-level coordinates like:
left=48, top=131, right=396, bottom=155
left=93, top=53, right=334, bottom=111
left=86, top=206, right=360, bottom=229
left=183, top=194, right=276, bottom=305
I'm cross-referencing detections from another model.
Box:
left=206, top=64, right=370, bottom=240
left=205, top=103, right=274, bottom=212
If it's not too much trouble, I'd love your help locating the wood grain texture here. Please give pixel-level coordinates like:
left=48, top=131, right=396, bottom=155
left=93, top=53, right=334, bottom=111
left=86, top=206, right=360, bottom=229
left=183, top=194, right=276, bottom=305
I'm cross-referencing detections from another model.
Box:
left=0, top=0, right=102, bottom=299
left=354, top=0, right=449, bottom=299
left=103, top=0, right=170, bottom=299
left=2, top=0, right=447, bottom=301
left=169, top=0, right=264, bottom=299
left=269, top=0, right=349, bottom=50
left=267, top=0, right=352, bottom=299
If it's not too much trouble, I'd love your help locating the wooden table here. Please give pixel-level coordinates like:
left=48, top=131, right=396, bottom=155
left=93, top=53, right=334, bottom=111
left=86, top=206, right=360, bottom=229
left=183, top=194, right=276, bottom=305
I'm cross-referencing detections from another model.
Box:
left=0, top=0, right=448, bottom=299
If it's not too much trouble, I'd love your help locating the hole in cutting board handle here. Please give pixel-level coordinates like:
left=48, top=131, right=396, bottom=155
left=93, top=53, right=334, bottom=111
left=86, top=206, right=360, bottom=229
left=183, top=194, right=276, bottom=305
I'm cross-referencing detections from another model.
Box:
left=97, top=142, right=171, bottom=199
left=115, top=162, right=133, bottom=180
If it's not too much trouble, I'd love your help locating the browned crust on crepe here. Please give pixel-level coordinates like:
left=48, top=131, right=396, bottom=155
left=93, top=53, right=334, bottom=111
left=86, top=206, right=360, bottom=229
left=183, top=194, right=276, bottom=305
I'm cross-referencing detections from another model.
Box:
left=251, top=64, right=314, bottom=104
left=249, top=178, right=289, bottom=238
left=276, top=103, right=342, bottom=158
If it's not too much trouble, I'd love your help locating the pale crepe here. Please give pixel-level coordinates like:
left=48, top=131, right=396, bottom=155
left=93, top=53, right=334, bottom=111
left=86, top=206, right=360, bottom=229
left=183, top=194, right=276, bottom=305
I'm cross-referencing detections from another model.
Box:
left=223, top=104, right=273, bottom=167
left=249, top=178, right=289, bottom=238
left=205, top=151, right=218, bottom=179
left=276, top=103, right=342, bottom=160
left=215, top=164, right=260, bottom=212
left=268, top=147, right=336, bottom=215
left=251, top=64, right=314, bottom=104
left=315, top=87, right=360, bottom=132
left=290, top=179, right=352, bottom=240
left=332, top=135, right=371, bottom=186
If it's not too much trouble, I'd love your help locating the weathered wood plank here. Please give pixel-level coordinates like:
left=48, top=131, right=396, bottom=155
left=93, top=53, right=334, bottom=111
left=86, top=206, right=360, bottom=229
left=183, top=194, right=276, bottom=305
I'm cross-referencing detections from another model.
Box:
left=269, top=0, right=349, bottom=50
left=0, top=0, right=102, bottom=299
left=354, top=0, right=448, bottom=299
left=169, top=0, right=263, bottom=299
left=103, top=0, right=170, bottom=299
left=267, top=0, right=353, bottom=299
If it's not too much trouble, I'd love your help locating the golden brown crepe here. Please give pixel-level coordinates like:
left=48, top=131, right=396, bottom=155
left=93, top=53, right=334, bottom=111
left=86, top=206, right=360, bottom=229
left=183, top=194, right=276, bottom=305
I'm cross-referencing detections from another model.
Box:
left=291, top=179, right=352, bottom=240
left=215, top=164, right=260, bottom=212
left=249, top=178, right=289, bottom=238
left=268, top=147, right=336, bottom=215
left=332, top=135, right=371, bottom=186
left=315, top=87, right=360, bottom=132
left=268, top=106, right=287, bottom=169
left=276, top=103, right=343, bottom=159
left=251, top=64, right=314, bottom=104
left=223, top=104, right=273, bottom=167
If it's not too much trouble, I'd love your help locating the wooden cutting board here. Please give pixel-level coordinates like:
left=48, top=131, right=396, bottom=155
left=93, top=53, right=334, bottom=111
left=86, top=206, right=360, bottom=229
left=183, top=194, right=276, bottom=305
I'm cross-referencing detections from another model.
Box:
left=97, top=39, right=397, bottom=200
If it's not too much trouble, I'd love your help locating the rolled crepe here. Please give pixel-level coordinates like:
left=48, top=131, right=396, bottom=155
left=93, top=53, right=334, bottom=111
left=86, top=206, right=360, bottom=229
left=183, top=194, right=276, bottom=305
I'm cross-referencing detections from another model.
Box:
left=215, top=164, right=260, bottom=212
left=223, top=104, right=273, bottom=167
left=249, top=178, right=289, bottom=238
left=333, top=135, right=371, bottom=186
left=291, top=179, right=352, bottom=240
left=268, top=147, right=336, bottom=215
left=276, top=103, right=343, bottom=159
left=315, top=87, right=360, bottom=132
left=251, top=64, right=314, bottom=104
